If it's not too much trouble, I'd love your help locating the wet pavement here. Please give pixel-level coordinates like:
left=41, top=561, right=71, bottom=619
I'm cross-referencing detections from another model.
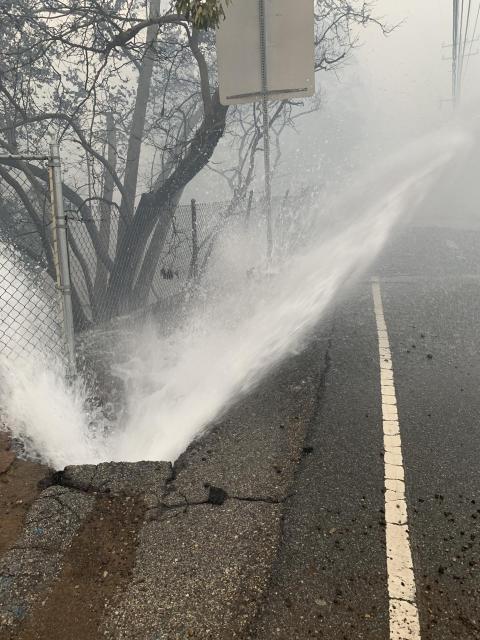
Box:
left=1, top=222, right=480, bottom=639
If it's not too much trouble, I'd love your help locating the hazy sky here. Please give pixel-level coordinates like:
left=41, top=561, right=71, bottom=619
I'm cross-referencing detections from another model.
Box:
left=188, top=1, right=480, bottom=201
left=360, top=1, right=467, bottom=126
left=345, top=0, right=480, bottom=135
left=282, top=0, right=479, bottom=190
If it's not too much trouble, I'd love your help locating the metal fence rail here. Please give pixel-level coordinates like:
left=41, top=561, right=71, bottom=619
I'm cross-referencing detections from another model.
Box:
left=0, top=149, right=75, bottom=372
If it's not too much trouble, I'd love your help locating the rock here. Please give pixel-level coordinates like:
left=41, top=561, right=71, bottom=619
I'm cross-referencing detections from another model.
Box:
left=207, top=486, right=228, bottom=505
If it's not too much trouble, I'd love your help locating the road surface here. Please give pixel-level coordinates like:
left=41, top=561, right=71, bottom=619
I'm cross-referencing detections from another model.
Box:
left=1, top=221, right=480, bottom=640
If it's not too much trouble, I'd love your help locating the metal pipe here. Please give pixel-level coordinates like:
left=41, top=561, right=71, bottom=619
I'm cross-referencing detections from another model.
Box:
left=259, top=0, right=273, bottom=261
left=48, top=143, right=76, bottom=378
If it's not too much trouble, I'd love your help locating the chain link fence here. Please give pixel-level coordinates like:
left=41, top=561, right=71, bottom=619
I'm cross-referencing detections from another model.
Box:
left=67, top=196, right=257, bottom=329
left=0, top=158, right=68, bottom=364
left=0, top=241, right=61, bottom=360
left=0, top=145, right=309, bottom=373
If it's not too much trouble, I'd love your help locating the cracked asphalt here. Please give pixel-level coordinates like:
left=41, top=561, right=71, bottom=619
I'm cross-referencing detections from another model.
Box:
left=1, top=216, right=480, bottom=639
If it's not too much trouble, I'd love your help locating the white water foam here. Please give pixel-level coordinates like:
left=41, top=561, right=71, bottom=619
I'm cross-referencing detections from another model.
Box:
left=0, top=127, right=471, bottom=468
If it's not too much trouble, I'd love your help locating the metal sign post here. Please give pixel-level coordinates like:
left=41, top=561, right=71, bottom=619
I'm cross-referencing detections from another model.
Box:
left=259, top=0, right=273, bottom=261
left=216, top=0, right=315, bottom=261
left=48, top=143, right=77, bottom=378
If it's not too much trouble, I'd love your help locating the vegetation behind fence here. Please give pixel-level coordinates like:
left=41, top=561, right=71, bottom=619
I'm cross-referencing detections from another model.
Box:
left=0, top=148, right=308, bottom=369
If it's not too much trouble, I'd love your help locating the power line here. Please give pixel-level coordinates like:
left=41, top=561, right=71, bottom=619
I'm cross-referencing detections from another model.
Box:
left=459, top=0, right=472, bottom=89
left=451, top=0, right=479, bottom=103
left=465, top=1, right=480, bottom=76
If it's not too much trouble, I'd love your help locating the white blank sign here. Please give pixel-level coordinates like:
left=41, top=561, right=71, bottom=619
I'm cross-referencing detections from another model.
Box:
left=216, top=0, right=315, bottom=105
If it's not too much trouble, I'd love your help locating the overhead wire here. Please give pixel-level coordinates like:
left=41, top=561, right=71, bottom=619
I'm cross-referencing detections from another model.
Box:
left=454, top=0, right=480, bottom=101
left=464, top=0, right=480, bottom=77
left=458, top=0, right=472, bottom=89
left=458, top=0, right=465, bottom=58
left=456, top=0, right=465, bottom=98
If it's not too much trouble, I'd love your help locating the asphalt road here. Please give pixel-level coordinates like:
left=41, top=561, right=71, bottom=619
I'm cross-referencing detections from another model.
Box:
left=250, top=225, right=480, bottom=640
left=1, top=222, right=480, bottom=639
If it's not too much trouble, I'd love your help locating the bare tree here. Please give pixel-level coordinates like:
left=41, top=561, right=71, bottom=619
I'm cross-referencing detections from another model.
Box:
left=0, top=0, right=389, bottom=326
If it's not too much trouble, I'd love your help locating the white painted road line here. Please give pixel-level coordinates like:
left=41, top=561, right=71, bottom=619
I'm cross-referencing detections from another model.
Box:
left=372, top=280, right=421, bottom=640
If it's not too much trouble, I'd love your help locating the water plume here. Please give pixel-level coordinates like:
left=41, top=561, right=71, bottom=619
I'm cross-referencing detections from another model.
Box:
left=0, top=126, right=471, bottom=468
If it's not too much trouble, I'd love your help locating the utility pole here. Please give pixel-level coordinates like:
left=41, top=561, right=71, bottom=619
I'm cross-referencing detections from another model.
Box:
left=452, top=0, right=459, bottom=104
left=259, top=0, right=273, bottom=262
left=448, top=0, right=480, bottom=106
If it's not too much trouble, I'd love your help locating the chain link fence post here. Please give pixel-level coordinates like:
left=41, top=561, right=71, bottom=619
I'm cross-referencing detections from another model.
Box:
left=48, top=143, right=76, bottom=378
left=191, top=198, right=199, bottom=283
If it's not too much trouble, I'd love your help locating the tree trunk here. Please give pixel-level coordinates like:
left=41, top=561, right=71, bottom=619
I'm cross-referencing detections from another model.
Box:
left=103, top=91, right=228, bottom=319
left=93, top=112, right=116, bottom=316
left=117, top=0, right=160, bottom=230
left=100, top=0, right=160, bottom=319
left=130, top=189, right=183, bottom=309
